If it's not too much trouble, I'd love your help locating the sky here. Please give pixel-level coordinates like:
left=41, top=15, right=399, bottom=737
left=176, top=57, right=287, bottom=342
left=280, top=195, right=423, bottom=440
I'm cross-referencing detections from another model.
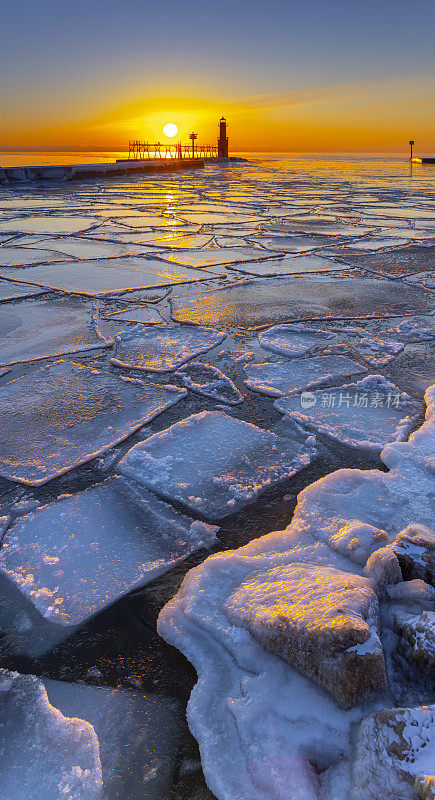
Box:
left=1, top=0, right=434, bottom=153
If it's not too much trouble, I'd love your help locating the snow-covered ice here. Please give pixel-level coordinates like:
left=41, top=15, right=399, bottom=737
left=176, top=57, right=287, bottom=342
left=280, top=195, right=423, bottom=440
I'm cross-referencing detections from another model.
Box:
left=0, top=668, right=102, bottom=800
left=258, top=323, right=335, bottom=357
left=44, top=679, right=181, bottom=800
left=157, top=387, right=435, bottom=800
left=0, top=360, right=186, bottom=485
left=351, top=704, right=435, bottom=800
left=170, top=276, right=432, bottom=329
left=0, top=256, right=218, bottom=296
left=175, top=362, right=243, bottom=405
left=385, top=318, right=435, bottom=342
left=119, top=411, right=317, bottom=519
left=110, top=324, right=225, bottom=372
left=0, top=295, right=112, bottom=366
left=244, top=355, right=367, bottom=397
left=350, top=331, right=404, bottom=366
left=274, top=375, right=421, bottom=451
left=0, top=476, right=217, bottom=626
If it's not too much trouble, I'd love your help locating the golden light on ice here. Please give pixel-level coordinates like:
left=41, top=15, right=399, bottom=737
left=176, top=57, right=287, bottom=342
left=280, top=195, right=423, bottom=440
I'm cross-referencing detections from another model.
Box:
left=163, top=123, right=178, bottom=137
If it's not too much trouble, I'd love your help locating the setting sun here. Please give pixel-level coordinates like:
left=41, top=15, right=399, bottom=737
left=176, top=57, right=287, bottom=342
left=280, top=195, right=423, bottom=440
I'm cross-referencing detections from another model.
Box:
left=163, top=122, right=178, bottom=137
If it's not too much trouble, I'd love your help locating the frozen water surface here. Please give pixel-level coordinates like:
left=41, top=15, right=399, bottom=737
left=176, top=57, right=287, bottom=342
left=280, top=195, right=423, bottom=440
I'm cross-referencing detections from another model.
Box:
left=0, top=215, right=102, bottom=234
left=0, top=476, right=218, bottom=626
left=101, top=305, right=165, bottom=325
left=244, top=355, right=367, bottom=396
left=0, top=278, right=48, bottom=302
left=0, top=295, right=112, bottom=366
left=170, top=276, right=433, bottom=329
left=161, top=247, right=280, bottom=268
left=175, top=362, right=243, bottom=404
left=157, top=389, right=435, bottom=800
left=275, top=374, right=421, bottom=451
left=340, top=243, right=435, bottom=276
left=0, top=256, right=218, bottom=296
left=111, top=324, right=225, bottom=372
left=118, top=411, right=317, bottom=519
left=259, top=323, right=335, bottom=357
left=18, top=235, right=152, bottom=259
left=0, top=360, right=186, bottom=485
left=228, top=254, right=350, bottom=276
left=258, top=234, right=346, bottom=252
left=0, top=245, right=70, bottom=266
left=44, top=679, right=181, bottom=800
left=0, top=669, right=102, bottom=800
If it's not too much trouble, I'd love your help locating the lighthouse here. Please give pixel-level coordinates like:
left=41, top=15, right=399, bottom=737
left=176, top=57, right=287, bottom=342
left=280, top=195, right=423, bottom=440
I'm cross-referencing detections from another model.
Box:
left=218, top=117, right=229, bottom=158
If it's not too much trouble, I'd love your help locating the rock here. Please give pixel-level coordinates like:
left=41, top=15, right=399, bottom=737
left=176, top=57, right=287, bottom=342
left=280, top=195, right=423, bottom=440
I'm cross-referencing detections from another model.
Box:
left=351, top=704, right=435, bottom=800
left=364, top=545, right=402, bottom=593
left=225, top=563, right=386, bottom=709
left=415, top=775, right=435, bottom=800
left=327, top=521, right=389, bottom=565
left=393, top=524, right=435, bottom=586
left=394, top=609, right=435, bottom=675
left=386, top=579, right=435, bottom=611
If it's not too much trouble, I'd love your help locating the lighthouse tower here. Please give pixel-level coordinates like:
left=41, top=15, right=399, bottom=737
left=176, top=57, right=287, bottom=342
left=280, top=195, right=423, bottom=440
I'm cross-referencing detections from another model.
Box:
left=218, top=117, right=229, bottom=158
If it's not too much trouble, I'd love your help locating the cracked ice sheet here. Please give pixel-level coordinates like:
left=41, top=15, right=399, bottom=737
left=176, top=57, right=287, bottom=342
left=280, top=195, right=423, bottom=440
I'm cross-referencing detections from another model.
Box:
left=0, top=257, right=219, bottom=296
left=111, top=325, right=225, bottom=372
left=0, top=360, right=186, bottom=485
left=0, top=669, right=102, bottom=800
left=256, top=234, right=348, bottom=252
left=118, top=410, right=317, bottom=520
left=0, top=476, right=218, bottom=626
left=161, top=247, right=281, bottom=268
left=175, top=363, right=243, bottom=405
left=170, top=276, right=434, bottom=330
left=15, top=235, right=152, bottom=259
left=337, top=244, right=435, bottom=277
left=258, top=324, right=335, bottom=357
left=43, top=679, right=181, bottom=800
left=0, top=278, right=48, bottom=302
left=101, top=305, right=165, bottom=325
left=228, top=254, right=352, bottom=277
left=275, top=374, right=421, bottom=452
left=0, top=246, right=72, bottom=266
left=244, top=356, right=367, bottom=397
left=0, top=216, right=102, bottom=235
left=156, top=387, right=435, bottom=800
left=343, top=330, right=405, bottom=367
left=0, top=295, right=112, bottom=366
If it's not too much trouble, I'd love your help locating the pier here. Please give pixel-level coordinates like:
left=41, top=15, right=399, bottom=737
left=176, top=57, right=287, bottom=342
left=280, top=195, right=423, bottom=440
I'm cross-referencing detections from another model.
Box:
left=0, top=157, right=205, bottom=184
left=0, top=117, right=230, bottom=184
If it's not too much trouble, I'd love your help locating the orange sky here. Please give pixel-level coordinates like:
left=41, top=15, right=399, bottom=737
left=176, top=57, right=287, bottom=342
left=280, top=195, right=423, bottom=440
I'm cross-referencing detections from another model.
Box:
left=2, top=0, right=434, bottom=154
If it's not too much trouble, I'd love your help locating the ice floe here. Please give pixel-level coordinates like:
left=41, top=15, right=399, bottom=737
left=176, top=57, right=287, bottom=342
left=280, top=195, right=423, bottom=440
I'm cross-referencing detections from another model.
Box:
left=170, top=276, right=433, bottom=329
left=0, top=669, right=102, bottom=800
left=0, top=295, right=112, bottom=366
left=119, top=411, right=317, bottom=519
left=43, top=679, right=181, bottom=800
left=161, top=247, right=280, bottom=268
left=0, top=215, right=102, bottom=235
left=385, top=318, right=435, bottom=342
left=110, top=324, right=225, bottom=372
left=0, top=256, right=218, bottom=296
left=274, top=374, right=421, bottom=451
left=258, top=323, right=335, bottom=357
left=244, top=355, right=367, bottom=397
left=337, top=327, right=405, bottom=366
left=0, top=476, right=217, bottom=626
left=0, top=360, right=186, bottom=485
left=101, top=304, right=165, bottom=325
left=228, top=254, right=350, bottom=276
left=175, top=362, right=243, bottom=405
left=17, top=235, right=152, bottom=259
left=0, top=278, right=48, bottom=301
left=157, top=385, right=435, bottom=800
